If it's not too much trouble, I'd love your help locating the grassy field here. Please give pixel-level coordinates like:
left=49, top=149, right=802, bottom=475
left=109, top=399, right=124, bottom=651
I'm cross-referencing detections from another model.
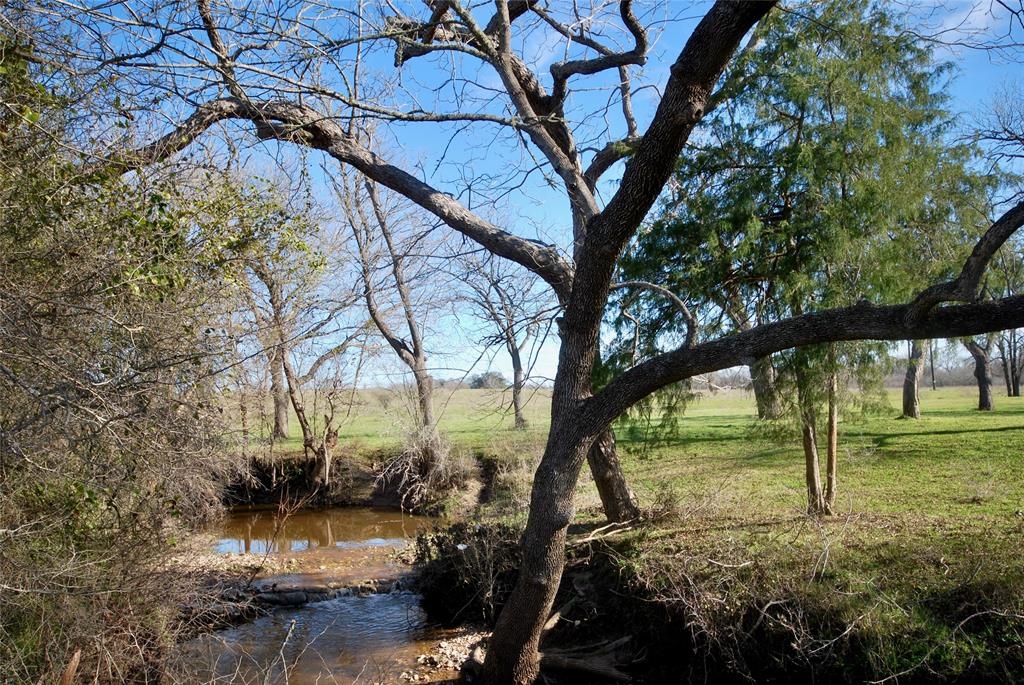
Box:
left=261, top=384, right=1024, bottom=521
left=617, top=385, right=1024, bottom=520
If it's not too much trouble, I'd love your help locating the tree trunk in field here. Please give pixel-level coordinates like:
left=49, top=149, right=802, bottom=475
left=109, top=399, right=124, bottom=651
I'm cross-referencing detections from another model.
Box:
left=929, top=339, right=937, bottom=391
left=965, top=340, right=994, bottom=411
left=998, top=336, right=1013, bottom=396
left=270, top=351, right=290, bottom=439
left=797, top=377, right=825, bottom=515
left=411, top=360, right=436, bottom=431
left=750, top=355, right=783, bottom=419
left=510, top=344, right=528, bottom=430
left=1011, top=330, right=1022, bottom=397
left=586, top=428, right=641, bottom=522
left=802, top=418, right=825, bottom=515
left=824, top=372, right=838, bottom=515
left=902, top=339, right=926, bottom=418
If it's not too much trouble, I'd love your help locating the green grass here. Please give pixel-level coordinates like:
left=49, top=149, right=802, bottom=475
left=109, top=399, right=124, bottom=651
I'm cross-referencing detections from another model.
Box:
left=250, top=386, right=553, bottom=455
left=258, top=385, right=1024, bottom=522
left=596, top=386, right=1024, bottom=682
left=616, top=385, right=1024, bottom=520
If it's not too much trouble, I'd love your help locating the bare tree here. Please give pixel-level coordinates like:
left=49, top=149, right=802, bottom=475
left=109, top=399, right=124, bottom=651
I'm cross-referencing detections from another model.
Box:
left=995, top=328, right=1022, bottom=396
left=45, top=0, right=1024, bottom=680
left=461, top=256, right=553, bottom=429
left=346, top=178, right=437, bottom=433
left=222, top=180, right=368, bottom=469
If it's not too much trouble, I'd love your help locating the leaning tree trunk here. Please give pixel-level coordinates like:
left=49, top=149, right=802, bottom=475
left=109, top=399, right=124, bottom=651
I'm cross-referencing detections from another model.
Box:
left=750, top=355, right=783, bottom=419
left=483, top=391, right=593, bottom=685
left=965, top=341, right=994, bottom=411
left=270, top=350, right=290, bottom=439
left=587, top=355, right=642, bottom=523
left=510, top=345, right=528, bottom=430
left=824, top=372, right=838, bottom=515
left=586, top=429, right=641, bottom=523
left=902, top=339, right=926, bottom=419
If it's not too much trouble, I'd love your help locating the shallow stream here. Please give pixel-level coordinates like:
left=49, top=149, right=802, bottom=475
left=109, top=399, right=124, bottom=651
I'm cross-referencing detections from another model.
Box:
left=183, top=506, right=450, bottom=684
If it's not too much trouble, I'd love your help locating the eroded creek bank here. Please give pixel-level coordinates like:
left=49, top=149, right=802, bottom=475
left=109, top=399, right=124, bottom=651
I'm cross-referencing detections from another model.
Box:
left=175, top=506, right=478, bottom=684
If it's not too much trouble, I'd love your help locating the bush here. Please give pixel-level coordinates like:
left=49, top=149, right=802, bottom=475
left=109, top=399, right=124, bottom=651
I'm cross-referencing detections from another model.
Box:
left=469, top=371, right=508, bottom=390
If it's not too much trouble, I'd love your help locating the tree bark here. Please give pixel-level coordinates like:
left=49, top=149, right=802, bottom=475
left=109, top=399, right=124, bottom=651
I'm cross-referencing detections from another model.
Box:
left=586, top=429, right=641, bottom=523
left=1011, top=329, right=1021, bottom=397
left=484, top=403, right=592, bottom=685
left=965, top=340, right=994, bottom=411
left=270, top=349, right=290, bottom=440
left=411, top=360, right=436, bottom=431
left=998, top=335, right=1013, bottom=396
left=902, top=339, right=926, bottom=418
left=797, top=379, right=825, bottom=515
left=510, top=343, right=528, bottom=430
left=824, top=371, right=838, bottom=515
left=750, top=355, right=783, bottom=419
left=929, top=338, right=937, bottom=391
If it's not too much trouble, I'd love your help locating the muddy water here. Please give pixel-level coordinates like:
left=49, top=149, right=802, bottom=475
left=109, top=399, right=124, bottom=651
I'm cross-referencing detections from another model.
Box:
left=216, top=506, right=435, bottom=555
left=186, top=507, right=450, bottom=685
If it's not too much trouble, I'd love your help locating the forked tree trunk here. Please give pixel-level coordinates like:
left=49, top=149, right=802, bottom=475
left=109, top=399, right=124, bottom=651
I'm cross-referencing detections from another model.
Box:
left=965, top=340, right=994, bottom=411
left=824, top=372, right=838, bottom=515
left=586, top=429, right=641, bottom=523
left=750, top=355, right=783, bottom=419
left=310, top=425, right=339, bottom=487
left=902, top=339, right=926, bottom=418
left=270, top=351, right=290, bottom=439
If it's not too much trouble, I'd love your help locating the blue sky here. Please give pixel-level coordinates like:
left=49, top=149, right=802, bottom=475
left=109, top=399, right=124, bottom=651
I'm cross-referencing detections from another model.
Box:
left=371, top=1, right=1024, bottom=388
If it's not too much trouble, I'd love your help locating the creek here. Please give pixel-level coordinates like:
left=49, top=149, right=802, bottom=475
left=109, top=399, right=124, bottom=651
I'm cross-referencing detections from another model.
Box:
left=182, top=506, right=451, bottom=684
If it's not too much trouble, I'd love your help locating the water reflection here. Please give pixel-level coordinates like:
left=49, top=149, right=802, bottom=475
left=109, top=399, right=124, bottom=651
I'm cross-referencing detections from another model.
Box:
left=184, top=592, right=443, bottom=684
left=186, top=506, right=448, bottom=684
left=216, top=507, right=435, bottom=555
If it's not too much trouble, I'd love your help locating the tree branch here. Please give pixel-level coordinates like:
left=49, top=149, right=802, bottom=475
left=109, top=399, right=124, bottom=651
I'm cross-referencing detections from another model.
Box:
left=587, top=295, right=1024, bottom=432
left=548, top=0, right=647, bottom=106
left=907, top=200, right=1024, bottom=324
left=609, top=280, right=696, bottom=348
left=90, top=97, right=575, bottom=300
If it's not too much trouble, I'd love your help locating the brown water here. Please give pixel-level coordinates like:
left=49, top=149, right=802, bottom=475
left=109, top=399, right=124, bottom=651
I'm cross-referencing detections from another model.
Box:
left=182, top=507, right=450, bottom=685
left=216, top=506, right=435, bottom=555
